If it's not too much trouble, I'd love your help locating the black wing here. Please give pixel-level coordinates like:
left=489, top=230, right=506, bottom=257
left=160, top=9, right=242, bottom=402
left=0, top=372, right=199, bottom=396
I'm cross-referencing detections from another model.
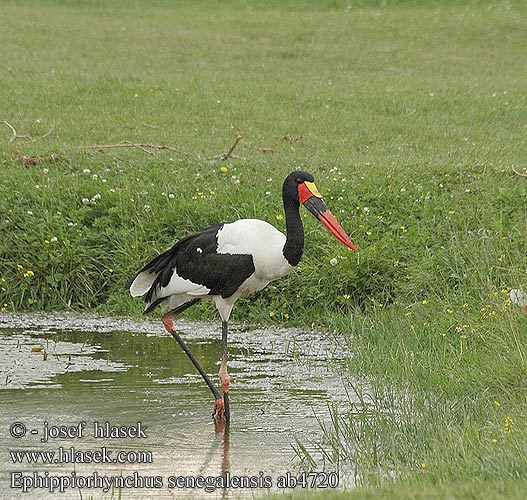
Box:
left=128, top=223, right=255, bottom=306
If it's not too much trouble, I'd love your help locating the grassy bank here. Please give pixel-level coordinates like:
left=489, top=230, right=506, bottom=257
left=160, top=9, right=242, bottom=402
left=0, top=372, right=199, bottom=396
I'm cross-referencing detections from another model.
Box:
left=1, top=1, right=526, bottom=498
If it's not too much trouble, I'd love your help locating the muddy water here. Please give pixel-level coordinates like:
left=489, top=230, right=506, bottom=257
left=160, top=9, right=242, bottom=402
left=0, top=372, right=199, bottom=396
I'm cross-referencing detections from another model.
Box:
left=0, top=313, right=354, bottom=499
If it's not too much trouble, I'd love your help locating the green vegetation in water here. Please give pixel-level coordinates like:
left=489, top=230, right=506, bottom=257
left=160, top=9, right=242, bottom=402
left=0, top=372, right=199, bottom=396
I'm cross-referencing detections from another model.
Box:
left=1, top=1, right=526, bottom=499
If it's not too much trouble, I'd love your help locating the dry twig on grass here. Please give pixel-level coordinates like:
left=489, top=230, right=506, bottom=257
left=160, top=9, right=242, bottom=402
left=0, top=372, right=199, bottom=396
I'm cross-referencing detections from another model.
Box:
left=2, top=121, right=18, bottom=143
left=79, top=141, right=189, bottom=157
left=212, top=134, right=242, bottom=161
left=512, top=165, right=527, bottom=179
left=256, top=147, right=279, bottom=153
left=2, top=120, right=55, bottom=144
left=30, top=122, right=56, bottom=143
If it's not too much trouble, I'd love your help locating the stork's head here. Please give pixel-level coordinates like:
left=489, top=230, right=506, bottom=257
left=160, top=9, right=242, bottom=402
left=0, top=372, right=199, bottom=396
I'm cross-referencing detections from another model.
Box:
left=283, top=170, right=358, bottom=252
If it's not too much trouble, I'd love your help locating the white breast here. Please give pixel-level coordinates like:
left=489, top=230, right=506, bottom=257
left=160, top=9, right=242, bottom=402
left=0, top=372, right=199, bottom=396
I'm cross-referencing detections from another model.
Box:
left=217, top=219, right=293, bottom=281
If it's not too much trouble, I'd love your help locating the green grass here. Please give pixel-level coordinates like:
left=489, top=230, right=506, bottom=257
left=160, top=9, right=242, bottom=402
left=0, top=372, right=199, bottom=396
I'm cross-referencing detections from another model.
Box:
left=1, top=1, right=527, bottom=499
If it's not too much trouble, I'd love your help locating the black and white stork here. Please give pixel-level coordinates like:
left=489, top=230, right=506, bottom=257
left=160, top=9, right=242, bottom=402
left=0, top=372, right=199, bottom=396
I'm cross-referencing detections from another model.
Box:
left=128, top=170, right=357, bottom=422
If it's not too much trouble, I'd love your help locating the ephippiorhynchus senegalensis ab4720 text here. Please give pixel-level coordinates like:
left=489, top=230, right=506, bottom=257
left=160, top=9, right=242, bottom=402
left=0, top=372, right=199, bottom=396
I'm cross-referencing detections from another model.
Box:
left=128, top=170, right=358, bottom=422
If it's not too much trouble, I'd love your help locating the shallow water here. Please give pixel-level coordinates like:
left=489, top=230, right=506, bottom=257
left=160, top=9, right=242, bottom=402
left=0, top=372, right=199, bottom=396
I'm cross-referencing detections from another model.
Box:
left=0, top=313, right=354, bottom=499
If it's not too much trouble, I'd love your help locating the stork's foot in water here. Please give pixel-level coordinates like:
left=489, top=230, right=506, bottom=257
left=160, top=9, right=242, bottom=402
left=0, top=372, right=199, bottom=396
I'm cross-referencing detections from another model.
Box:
left=212, top=396, right=230, bottom=423
left=213, top=398, right=225, bottom=419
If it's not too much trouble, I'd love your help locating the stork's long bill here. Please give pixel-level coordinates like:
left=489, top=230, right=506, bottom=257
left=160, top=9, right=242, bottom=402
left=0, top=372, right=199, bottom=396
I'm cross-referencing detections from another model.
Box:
left=298, top=181, right=358, bottom=252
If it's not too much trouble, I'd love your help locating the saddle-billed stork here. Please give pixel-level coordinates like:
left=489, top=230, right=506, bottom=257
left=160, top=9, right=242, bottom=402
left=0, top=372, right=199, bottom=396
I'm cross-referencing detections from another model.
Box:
left=128, top=170, right=357, bottom=422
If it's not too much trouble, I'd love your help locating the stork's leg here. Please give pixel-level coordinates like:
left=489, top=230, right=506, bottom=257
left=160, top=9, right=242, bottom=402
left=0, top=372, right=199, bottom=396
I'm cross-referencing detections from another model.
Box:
left=162, top=308, right=225, bottom=419
left=219, top=320, right=231, bottom=422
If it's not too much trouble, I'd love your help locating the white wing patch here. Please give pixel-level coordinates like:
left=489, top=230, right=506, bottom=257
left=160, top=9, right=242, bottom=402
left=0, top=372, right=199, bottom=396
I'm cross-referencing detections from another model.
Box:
left=161, top=271, right=210, bottom=298
left=129, top=271, right=157, bottom=297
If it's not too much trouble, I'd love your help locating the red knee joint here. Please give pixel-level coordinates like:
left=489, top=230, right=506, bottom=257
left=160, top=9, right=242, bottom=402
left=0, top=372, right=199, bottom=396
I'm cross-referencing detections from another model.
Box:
left=161, top=313, right=174, bottom=333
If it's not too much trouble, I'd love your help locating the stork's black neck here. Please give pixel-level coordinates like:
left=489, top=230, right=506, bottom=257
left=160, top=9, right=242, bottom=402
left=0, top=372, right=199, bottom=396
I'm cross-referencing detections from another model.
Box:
left=282, top=197, right=304, bottom=267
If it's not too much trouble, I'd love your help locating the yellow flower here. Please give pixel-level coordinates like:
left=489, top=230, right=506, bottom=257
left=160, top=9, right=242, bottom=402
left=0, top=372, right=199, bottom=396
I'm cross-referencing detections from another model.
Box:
left=494, top=401, right=501, bottom=407
left=366, top=231, right=372, bottom=236
left=399, top=226, right=407, bottom=232
left=446, top=308, right=453, bottom=314
left=491, top=438, right=498, bottom=443
left=421, top=463, right=427, bottom=469
left=269, top=311, right=275, bottom=318
left=448, top=210, right=455, bottom=215
left=284, top=313, right=289, bottom=319
left=23, top=270, right=34, bottom=278
left=276, top=214, right=284, bottom=221
left=220, top=166, right=228, bottom=173
left=343, top=294, right=351, bottom=300
left=393, top=261, right=399, bottom=267
left=422, top=299, right=428, bottom=305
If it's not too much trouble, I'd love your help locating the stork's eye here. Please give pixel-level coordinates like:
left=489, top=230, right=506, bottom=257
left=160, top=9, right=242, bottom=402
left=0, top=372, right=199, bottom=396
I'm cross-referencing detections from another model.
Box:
left=295, top=178, right=303, bottom=183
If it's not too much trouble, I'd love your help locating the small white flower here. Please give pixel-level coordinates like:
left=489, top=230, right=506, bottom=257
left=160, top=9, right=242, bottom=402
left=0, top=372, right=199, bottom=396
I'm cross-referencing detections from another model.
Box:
left=27, top=210, right=33, bottom=215
left=82, top=198, right=90, bottom=205
left=50, top=237, right=58, bottom=242
left=330, top=257, right=338, bottom=266
left=83, top=169, right=90, bottom=175
left=168, top=194, right=175, bottom=199
left=363, top=207, right=370, bottom=214
left=43, top=168, right=49, bottom=174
